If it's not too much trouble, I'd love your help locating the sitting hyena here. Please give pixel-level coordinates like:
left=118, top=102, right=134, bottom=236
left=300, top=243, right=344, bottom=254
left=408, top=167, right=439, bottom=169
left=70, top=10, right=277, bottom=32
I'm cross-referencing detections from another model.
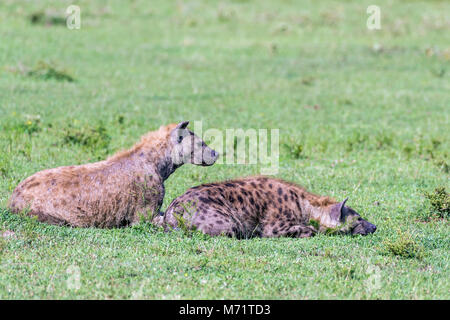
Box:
left=162, top=176, right=376, bottom=238
left=8, top=121, right=219, bottom=228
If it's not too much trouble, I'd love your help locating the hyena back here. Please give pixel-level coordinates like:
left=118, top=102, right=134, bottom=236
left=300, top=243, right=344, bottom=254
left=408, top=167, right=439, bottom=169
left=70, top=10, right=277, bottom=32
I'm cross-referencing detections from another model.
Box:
left=8, top=121, right=219, bottom=228
left=163, top=176, right=376, bottom=238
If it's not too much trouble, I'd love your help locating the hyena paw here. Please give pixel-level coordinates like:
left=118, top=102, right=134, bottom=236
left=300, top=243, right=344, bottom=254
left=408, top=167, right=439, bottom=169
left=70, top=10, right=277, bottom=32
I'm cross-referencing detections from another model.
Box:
left=151, top=214, right=164, bottom=226
left=289, top=225, right=316, bottom=238
left=299, top=225, right=316, bottom=238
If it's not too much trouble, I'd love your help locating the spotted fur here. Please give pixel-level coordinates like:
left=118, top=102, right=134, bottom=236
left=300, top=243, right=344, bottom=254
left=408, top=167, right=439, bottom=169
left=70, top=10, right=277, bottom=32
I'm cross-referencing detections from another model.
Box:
left=8, top=121, right=218, bottom=228
left=162, top=176, right=376, bottom=238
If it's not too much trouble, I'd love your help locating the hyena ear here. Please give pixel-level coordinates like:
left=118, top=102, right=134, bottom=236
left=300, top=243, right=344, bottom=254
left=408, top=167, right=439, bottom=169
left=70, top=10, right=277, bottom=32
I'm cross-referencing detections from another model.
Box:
left=171, top=121, right=190, bottom=143
left=175, top=121, right=189, bottom=130
left=330, top=197, right=348, bottom=221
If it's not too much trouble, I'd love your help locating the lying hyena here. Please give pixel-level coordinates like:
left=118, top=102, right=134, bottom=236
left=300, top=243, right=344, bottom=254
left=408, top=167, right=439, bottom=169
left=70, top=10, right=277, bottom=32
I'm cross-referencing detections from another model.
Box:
left=8, top=121, right=219, bottom=228
left=162, top=176, right=376, bottom=238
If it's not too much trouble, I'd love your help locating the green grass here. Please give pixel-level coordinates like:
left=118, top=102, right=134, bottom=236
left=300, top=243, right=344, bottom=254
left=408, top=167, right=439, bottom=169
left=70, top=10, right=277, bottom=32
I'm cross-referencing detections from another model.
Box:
left=0, top=0, right=449, bottom=299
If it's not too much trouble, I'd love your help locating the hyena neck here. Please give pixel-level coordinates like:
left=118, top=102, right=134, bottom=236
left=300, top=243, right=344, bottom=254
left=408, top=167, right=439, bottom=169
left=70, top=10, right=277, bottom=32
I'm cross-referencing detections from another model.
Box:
left=155, top=150, right=182, bottom=181
left=298, top=199, right=320, bottom=221
left=293, top=189, right=336, bottom=228
left=305, top=204, right=331, bottom=226
left=113, top=143, right=181, bottom=182
left=137, top=144, right=182, bottom=181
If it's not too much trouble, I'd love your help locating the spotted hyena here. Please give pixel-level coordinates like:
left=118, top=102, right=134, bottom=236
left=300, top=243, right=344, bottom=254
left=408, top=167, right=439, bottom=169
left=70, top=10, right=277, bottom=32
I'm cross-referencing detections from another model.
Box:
left=8, top=121, right=219, bottom=228
left=162, top=176, right=376, bottom=238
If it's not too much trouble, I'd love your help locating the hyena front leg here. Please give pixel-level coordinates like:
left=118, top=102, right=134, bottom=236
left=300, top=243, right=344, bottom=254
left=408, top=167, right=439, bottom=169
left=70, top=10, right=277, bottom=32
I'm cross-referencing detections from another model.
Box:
left=129, top=204, right=157, bottom=226
left=284, top=225, right=316, bottom=238
left=263, top=224, right=316, bottom=238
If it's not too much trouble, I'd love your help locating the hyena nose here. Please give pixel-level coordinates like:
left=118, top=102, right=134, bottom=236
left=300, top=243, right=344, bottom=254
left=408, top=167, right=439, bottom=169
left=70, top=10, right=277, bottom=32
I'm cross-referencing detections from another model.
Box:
left=210, top=150, right=218, bottom=159
left=369, top=223, right=377, bottom=233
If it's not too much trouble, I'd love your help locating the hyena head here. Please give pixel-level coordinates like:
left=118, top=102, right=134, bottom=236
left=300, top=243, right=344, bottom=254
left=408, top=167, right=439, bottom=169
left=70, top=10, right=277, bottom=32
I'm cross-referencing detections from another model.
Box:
left=328, top=198, right=377, bottom=236
left=170, top=121, right=219, bottom=166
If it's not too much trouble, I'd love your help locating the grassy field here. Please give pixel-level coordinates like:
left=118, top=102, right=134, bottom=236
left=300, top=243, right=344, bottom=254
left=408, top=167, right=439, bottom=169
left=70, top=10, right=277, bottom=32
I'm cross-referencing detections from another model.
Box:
left=0, top=0, right=449, bottom=299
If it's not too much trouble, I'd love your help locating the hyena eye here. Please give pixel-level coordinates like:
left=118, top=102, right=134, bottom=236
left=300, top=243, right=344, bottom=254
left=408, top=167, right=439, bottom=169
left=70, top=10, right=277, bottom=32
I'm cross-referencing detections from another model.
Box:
left=177, top=136, right=183, bottom=143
